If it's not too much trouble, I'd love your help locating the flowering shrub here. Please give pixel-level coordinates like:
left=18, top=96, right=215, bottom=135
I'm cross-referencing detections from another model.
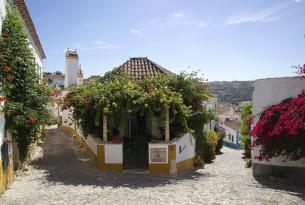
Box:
left=296, top=64, right=305, bottom=76
left=63, top=69, right=211, bottom=140
left=240, top=104, right=252, bottom=158
left=250, top=92, right=305, bottom=161
left=0, top=9, right=50, bottom=160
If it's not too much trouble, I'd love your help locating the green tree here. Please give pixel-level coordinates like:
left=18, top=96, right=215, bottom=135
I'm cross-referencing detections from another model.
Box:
left=240, top=104, right=252, bottom=158
left=53, top=70, right=64, bottom=76
left=0, top=8, right=51, bottom=161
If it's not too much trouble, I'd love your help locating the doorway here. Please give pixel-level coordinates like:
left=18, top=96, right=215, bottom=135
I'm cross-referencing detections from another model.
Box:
left=123, top=112, right=149, bottom=170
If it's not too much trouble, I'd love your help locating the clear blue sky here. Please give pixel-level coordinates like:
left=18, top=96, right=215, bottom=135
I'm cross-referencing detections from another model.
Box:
left=26, top=0, right=305, bottom=81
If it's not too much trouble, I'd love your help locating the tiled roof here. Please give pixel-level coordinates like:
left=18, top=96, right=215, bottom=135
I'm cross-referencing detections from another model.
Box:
left=118, top=57, right=175, bottom=81
left=224, top=119, right=241, bottom=131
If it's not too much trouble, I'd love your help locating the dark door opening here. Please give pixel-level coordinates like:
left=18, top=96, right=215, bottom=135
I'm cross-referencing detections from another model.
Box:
left=123, top=112, right=149, bottom=170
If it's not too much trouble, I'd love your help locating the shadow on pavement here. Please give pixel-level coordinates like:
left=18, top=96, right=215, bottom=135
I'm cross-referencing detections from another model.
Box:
left=253, top=176, right=305, bottom=200
left=31, top=128, right=208, bottom=189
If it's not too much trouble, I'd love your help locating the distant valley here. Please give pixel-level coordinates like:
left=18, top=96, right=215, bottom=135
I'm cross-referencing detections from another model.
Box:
left=208, top=81, right=254, bottom=104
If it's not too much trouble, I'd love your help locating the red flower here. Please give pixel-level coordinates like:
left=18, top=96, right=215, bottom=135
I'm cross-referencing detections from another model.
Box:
left=3, top=66, right=12, bottom=73
left=0, top=96, right=7, bottom=102
left=6, top=76, right=14, bottom=81
left=245, top=115, right=254, bottom=126
left=24, top=124, right=30, bottom=128
left=29, top=116, right=37, bottom=124
left=2, top=32, right=8, bottom=38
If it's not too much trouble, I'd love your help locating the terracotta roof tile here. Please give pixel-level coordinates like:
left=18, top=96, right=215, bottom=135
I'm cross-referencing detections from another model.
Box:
left=224, top=120, right=241, bottom=131
left=118, top=57, right=175, bottom=81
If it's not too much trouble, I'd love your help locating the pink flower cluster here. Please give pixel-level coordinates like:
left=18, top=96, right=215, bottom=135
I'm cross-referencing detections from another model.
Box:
left=297, top=64, right=305, bottom=76
left=250, top=92, right=305, bottom=160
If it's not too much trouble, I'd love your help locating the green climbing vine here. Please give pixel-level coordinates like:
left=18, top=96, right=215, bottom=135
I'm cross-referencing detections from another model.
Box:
left=0, top=8, right=51, bottom=161
left=63, top=69, right=212, bottom=140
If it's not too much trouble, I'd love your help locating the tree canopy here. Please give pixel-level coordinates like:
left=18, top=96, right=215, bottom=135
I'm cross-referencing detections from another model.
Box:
left=63, top=69, right=212, bottom=139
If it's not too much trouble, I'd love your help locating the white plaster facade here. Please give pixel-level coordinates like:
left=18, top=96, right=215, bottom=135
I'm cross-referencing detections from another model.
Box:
left=0, top=0, right=7, bottom=32
left=252, top=76, right=305, bottom=168
left=221, top=123, right=240, bottom=147
left=175, top=133, right=195, bottom=163
left=64, top=50, right=80, bottom=88
left=104, top=143, right=123, bottom=164
left=0, top=0, right=45, bottom=160
left=0, top=0, right=45, bottom=80
left=148, top=143, right=169, bottom=164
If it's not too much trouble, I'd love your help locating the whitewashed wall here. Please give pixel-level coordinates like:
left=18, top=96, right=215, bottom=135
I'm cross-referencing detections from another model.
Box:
left=148, top=143, right=169, bottom=164
left=0, top=0, right=7, bottom=32
left=0, top=0, right=44, bottom=78
left=252, top=76, right=305, bottom=168
left=175, top=133, right=195, bottom=163
left=62, top=109, right=75, bottom=130
left=222, top=124, right=239, bottom=145
left=104, top=143, right=122, bottom=164
left=65, top=57, right=79, bottom=88
left=62, top=108, right=99, bottom=156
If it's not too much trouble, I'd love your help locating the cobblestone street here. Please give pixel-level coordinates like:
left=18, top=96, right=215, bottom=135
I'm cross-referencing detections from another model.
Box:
left=1, top=128, right=304, bottom=205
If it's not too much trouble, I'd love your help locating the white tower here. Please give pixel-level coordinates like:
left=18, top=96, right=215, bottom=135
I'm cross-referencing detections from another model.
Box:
left=64, top=49, right=79, bottom=88
left=77, top=64, right=84, bottom=87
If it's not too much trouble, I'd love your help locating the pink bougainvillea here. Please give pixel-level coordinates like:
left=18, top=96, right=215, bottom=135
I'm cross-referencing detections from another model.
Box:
left=250, top=92, right=305, bottom=161
left=297, top=64, right=305, bottom=76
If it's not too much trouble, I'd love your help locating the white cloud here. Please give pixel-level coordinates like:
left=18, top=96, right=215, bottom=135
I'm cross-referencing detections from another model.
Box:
left=225, top=8, right=280, bottom=25
left=129, top=29, right=144, bottom=37
left=173, top=11, right=185, bottom=18
left=295, top=0, right=303, bottom=2
left=74, top=40, right=120, bottom=51
left=184, top=21, right=208, bottom=28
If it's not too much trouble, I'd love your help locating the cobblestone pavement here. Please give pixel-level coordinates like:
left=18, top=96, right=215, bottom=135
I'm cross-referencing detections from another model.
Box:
left=1, top=128, right=305, bottom=205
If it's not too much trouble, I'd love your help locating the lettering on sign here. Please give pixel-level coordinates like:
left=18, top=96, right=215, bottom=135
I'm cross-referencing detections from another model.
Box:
left=150, top=148, right=167, bottom=162
left=179, top=145, right=187, bottom=154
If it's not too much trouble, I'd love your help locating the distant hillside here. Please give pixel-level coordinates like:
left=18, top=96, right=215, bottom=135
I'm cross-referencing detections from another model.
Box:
left=208, top=81, right=254, bottom=104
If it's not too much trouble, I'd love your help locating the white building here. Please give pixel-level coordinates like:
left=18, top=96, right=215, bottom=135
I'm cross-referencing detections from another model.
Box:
left=0, top=0, right=46, bottom=80
left=204, top=96, right=217, bottom=131
left=219, top=119, right=241, bottom=148
left=64, top=49, right=83, bottom=88
left=0, top=0, right=45, bottom=193
left=252, top=76, right=305, bottom=181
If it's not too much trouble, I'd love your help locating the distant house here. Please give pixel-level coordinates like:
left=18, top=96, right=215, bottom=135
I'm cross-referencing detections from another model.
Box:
left=220, top=119, right=241, bottom=148
left=43, top=74, right=64, bottom=89
left=204, top=95, right=217, bottom=131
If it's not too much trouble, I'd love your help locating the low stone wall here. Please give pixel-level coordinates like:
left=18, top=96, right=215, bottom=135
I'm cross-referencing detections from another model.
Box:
left=149, top=133, right=196, bottom=175
left=62, top=108, right=195, bottom=174
left=97, top=143, right=123, bottom=172
left=252, top=76, right=305, bottom=180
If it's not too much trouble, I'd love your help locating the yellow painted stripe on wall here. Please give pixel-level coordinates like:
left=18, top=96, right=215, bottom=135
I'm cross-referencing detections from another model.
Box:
left=0, top=155, right=14, bottom=194
left=96, top=144, right=122, bottom=172
left=176, top=157, right=195, bottom=172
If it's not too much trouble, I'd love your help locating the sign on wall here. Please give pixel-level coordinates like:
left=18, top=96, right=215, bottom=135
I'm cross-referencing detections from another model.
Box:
left=150, top=148, right=167, bottom=163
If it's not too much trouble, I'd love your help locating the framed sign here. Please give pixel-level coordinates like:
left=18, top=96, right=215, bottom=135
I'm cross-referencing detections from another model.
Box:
left=150, top=148, right=167, bottom=163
